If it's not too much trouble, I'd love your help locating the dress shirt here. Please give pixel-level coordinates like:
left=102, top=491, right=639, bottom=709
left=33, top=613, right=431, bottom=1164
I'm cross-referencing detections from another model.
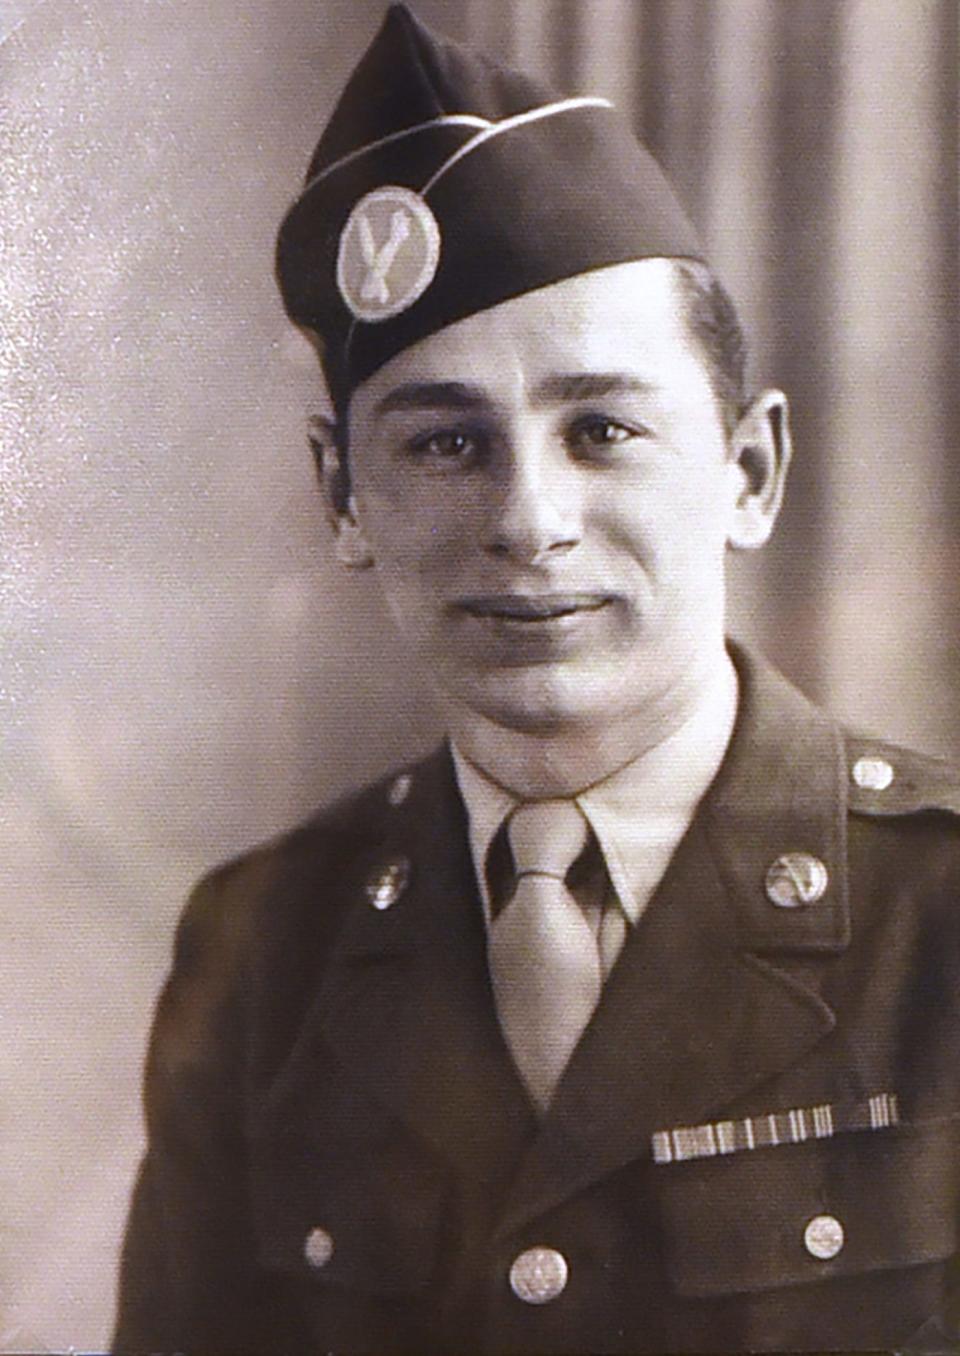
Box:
left=452, top=656, right=739, bottom=941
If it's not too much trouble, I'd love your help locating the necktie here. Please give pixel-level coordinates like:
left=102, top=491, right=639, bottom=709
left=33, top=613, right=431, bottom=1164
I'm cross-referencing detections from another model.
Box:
left=488, top=800, right=602, bottom=1111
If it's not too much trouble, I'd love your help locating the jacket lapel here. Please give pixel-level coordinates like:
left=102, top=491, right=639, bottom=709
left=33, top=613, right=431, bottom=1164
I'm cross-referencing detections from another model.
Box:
left=497, top=648, right=851, bottom=1238
left=313, top=747, right=536, bottom=1179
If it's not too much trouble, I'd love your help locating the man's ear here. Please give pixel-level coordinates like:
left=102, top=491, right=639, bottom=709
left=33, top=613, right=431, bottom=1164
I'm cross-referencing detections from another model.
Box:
left=726, top=389, right=792, bottom=551
left=307, top=414, right=375, bottom=569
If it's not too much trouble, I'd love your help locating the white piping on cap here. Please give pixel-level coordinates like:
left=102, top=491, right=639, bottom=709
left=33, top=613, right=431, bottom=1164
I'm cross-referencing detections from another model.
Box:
left=337, top=94, right=614, bottom=362
left=421, top=96, right=614, bottom=196
left=302, top=114, right=493, bottom=192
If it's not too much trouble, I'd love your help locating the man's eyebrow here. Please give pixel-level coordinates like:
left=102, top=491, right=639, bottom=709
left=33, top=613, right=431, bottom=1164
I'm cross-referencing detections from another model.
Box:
left=372, top=373, right=658, bottom=418
left=531, top=373, right=658, bottom=404
left=373, top=381, right=489, bottom=416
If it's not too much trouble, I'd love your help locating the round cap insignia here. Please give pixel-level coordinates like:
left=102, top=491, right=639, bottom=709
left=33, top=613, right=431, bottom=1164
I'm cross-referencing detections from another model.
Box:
left=336, top=186, right=441, bottom=323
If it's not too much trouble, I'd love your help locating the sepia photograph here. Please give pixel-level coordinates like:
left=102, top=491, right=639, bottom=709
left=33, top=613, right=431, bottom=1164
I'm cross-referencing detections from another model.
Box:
left=2, top=0, right=959, bottom=1350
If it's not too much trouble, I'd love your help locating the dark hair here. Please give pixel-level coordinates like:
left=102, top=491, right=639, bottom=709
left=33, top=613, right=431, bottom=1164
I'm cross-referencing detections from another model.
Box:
left=670, top=258, right=750, bottom=435
left=319, top=258, right=750, bottom=509
left=324, top=417, right=352, bottom=514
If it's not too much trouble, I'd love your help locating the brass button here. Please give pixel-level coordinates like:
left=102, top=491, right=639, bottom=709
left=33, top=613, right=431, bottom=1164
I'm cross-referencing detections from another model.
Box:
left=304, top=1226, right=334, bottom=1269
left=803, top=1213, right=844, bottom=1260
left=765, top=854, right=829, bottom=908
left=388, top=772, right=413, bottom=806
left=365, top=857, right=411, bottom=910
left=852, top=756, right=894, bottom=791
left=509, top=1246, right=569, bottom=1304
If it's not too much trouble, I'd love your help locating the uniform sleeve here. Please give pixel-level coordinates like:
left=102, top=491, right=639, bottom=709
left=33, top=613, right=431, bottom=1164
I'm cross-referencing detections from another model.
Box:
left=111, top=868, right=283, bottom=1354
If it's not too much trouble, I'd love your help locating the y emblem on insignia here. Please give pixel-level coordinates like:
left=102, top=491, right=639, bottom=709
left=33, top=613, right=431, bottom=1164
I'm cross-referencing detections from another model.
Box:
left=365, top=857, right=411, bottom=910
left=337, top=186, right=441, bottom=322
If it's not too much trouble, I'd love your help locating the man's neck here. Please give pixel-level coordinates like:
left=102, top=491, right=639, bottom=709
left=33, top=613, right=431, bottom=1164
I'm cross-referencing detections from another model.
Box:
left=441, top=651, right=739, bottom=800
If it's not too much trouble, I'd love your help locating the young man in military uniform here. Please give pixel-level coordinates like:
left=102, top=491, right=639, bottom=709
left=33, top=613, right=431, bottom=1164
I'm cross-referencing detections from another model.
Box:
left=112, top=7, right=960, bottom=1352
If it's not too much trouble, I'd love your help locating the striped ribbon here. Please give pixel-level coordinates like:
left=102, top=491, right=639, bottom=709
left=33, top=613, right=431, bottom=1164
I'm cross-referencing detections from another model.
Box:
left=652, top=1092, right=899, bottom=1165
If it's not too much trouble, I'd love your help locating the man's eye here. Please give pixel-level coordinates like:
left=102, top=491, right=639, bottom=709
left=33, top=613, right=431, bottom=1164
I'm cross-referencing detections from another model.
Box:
left=408, top=429, right=479, bottom=461
left=568, top=416, right=647, bottom=450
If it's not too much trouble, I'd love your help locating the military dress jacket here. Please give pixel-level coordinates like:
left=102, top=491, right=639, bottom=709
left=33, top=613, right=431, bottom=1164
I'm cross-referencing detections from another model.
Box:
left=113, top=649, right=960, bottom=1354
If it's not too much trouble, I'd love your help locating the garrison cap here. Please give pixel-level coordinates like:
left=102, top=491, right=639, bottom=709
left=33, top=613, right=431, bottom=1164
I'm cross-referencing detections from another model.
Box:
left=276, top=3, right=704, bottom=411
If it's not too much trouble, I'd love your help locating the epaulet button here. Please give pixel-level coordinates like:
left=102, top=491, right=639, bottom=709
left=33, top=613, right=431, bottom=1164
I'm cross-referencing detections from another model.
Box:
left=846, top=735, right=960, bottom=818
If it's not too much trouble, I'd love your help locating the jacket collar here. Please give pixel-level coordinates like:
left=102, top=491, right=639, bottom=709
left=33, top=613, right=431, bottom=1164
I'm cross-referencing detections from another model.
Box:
left=312, top=748, right=538, bottom=1184
left=704, top=641, right=850, bottom=954
left=451, top=653, right=738, bottom=926
left=316, top=642, right=849, bottom=962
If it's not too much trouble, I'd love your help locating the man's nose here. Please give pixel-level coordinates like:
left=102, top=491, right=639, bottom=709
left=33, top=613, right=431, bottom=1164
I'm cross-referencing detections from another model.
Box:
left=483, top=442, right=582, bottom=563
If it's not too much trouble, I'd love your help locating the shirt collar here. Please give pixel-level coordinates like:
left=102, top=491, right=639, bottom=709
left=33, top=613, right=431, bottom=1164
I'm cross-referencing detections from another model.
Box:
left=452, top=654, right=739, bottom=924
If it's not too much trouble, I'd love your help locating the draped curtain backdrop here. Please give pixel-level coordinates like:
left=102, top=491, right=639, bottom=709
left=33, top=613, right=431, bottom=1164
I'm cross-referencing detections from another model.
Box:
left=460, top=0, right=960, bottom=739
left=1, top=0, right=957, bottom=1348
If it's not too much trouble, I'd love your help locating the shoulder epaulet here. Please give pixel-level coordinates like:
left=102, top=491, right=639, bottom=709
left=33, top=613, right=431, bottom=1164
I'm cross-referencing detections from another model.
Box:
left=844, top=732, right=960, bottom=818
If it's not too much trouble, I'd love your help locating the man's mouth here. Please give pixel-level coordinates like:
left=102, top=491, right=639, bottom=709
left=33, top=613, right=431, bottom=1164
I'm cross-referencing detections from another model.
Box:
left=457, top=593, right=612, bottom=622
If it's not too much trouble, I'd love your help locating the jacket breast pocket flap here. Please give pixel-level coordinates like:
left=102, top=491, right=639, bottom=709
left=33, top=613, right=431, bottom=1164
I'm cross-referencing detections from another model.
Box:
left=251, top=1130, right=447, bottom=1296
left=656, top=1117, right=959, bottom=1297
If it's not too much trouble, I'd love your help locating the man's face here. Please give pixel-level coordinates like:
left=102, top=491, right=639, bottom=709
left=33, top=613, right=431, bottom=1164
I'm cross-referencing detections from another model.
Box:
left=343, top=259, right=754, bottom=737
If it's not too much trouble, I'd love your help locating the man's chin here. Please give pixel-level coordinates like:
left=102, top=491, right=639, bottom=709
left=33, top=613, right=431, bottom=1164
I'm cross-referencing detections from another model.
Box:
left=437, top=664, right=617, bottom=737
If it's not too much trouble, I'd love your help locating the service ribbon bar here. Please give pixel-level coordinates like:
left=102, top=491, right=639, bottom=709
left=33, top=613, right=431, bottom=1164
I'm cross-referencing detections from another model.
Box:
left=652, top=1092, right=899, bottom=1165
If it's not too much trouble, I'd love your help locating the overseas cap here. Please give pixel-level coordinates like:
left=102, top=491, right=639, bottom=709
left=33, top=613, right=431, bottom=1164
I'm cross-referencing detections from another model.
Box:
left=276, top=3, right=703, bottom=410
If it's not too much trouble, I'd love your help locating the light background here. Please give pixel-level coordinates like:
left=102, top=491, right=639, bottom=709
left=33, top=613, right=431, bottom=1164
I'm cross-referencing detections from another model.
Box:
left=2, top=0, right=958, bottom=1348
